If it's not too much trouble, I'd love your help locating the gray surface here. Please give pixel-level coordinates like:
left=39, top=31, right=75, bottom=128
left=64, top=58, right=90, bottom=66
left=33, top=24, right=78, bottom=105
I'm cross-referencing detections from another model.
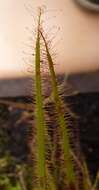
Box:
left=0, top=77, right=32, bottom=97
left=0, top=71, right=99, bottom=97
left=67, top=71, right=99, bottom=93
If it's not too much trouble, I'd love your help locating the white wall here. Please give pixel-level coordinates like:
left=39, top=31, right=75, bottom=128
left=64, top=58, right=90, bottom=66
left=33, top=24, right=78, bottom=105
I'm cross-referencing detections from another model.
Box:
left=0, top=0, right=99, bottom=78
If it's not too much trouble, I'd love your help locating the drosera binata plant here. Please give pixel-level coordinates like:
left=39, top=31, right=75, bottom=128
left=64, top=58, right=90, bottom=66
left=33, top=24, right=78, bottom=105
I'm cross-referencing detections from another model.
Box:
left=33, top=7, right=79, bottom=190
left=33, top=7, right=99, bottom=190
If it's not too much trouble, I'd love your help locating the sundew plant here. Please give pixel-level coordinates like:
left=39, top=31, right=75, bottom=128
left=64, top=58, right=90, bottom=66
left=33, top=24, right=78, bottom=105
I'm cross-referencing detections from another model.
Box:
left=33, top=8, right=76, bottom=190
left=32, top=7, right=99, bottom=190
left=0, top=6, right=99, bottom=190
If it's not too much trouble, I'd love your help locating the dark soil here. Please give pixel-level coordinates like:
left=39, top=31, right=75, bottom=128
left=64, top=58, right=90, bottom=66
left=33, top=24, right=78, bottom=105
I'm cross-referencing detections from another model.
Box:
left=0, top=93, right=99, bottom=179
left=65, top=93, right=99, bottom=179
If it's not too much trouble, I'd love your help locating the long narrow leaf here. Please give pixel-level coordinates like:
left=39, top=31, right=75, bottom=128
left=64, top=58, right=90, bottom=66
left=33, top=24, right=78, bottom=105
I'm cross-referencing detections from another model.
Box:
left=35, top=9, right=46, bottom=189
left=40, top=31, right=77, bottom=190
